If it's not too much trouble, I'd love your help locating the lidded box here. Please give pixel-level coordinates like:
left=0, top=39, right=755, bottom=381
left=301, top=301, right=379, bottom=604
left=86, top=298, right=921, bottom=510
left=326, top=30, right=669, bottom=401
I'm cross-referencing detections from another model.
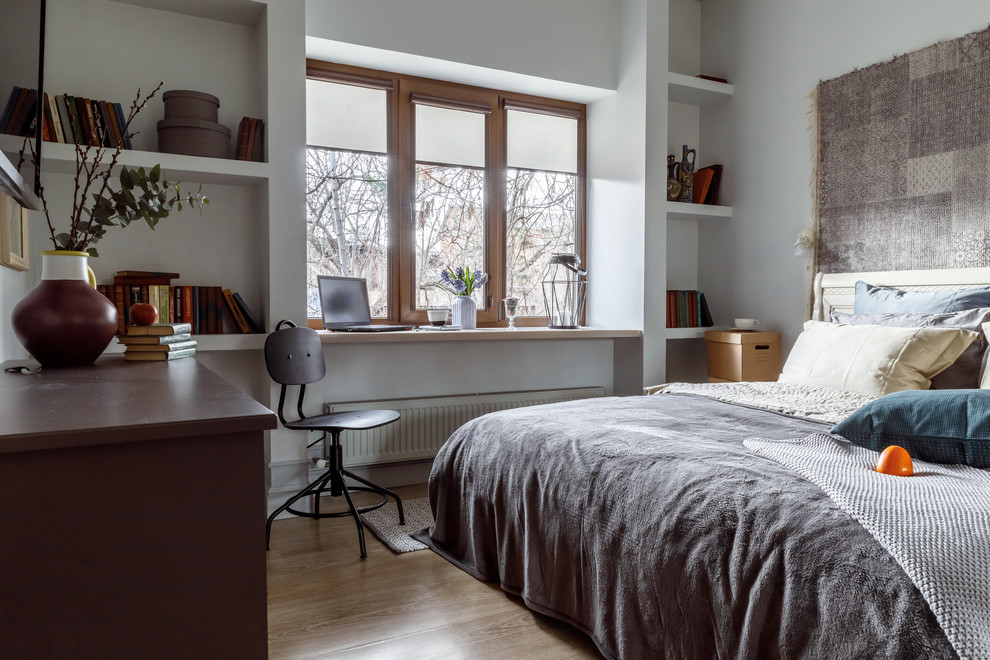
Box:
left=162, top=90, right=219, bottom=122
left=157, top=89, right=230, bottom=158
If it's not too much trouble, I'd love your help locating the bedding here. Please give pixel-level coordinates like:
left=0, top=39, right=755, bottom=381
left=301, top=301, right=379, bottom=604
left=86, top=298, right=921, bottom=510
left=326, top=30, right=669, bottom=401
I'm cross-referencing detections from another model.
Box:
left=649, top=380, right=875, bottom=423
left=854, top=280, right=990, bottom=314
left=830, top=309, right=990, bottom=389
left=415, top=390, right=956, bottom=659
left=746, top=433, right=990, bottom=659
left=833, top=389, right=990, bottom=467
left=776, top=320, right=977, bottom=396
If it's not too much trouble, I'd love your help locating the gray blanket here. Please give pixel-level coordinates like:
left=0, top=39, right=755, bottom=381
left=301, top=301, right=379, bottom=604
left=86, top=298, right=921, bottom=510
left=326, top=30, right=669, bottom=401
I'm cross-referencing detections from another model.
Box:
left=414, top=394, right=955, bottom=659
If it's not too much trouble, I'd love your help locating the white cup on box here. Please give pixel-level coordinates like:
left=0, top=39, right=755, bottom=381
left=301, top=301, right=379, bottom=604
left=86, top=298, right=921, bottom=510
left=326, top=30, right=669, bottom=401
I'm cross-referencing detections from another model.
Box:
left=734, top=318, right=760, bottom=330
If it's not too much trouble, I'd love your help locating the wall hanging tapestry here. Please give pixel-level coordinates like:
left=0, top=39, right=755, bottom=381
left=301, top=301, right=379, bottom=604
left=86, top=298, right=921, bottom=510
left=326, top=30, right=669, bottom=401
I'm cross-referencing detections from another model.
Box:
left=814, top=25, right=990, bottom=273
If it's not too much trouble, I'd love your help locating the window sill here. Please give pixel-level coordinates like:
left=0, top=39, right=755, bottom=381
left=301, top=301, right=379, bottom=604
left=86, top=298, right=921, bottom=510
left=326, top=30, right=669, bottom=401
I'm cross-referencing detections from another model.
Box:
left=316, top=326, right=641, bottom=344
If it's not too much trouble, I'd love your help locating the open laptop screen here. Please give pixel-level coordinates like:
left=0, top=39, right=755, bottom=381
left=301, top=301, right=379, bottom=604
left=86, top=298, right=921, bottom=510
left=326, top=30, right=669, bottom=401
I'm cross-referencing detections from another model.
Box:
left=318, top=276, right=372, bottom=329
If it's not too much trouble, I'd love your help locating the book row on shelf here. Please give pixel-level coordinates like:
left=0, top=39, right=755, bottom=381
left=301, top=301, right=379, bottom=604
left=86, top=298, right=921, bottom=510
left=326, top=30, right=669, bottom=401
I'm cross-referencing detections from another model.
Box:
left=97, top=270, right=263, bottom=336
left=1, top=87, right=133, bottom=149
left=666, top=290, right=714, bottom=329
left=234, top=117, right=265, bottom=162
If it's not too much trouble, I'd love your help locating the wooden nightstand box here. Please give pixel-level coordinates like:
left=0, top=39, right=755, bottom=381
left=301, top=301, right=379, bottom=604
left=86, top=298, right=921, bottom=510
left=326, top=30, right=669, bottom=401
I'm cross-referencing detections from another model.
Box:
left=705, top=330, right=782, bottom=382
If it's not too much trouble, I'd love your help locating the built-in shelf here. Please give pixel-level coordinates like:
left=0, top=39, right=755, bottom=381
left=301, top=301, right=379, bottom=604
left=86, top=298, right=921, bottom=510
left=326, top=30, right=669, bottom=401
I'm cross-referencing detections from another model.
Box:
left=666, top=200, right=732, bottom=221
left=665, top=326, right=728, bottom=340
left=103, top=333, right=268, bottom=354
left=0, top=136, right=269, bottom=187
left=667, top=72, right=734, bottom=106
left=107, top=0, right=264, bottom=27
left=316, top=327, right=643, bottom=344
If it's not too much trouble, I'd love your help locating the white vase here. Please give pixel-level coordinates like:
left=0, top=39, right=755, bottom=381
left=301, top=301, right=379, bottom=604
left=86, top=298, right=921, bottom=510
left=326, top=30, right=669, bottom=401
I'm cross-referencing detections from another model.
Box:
left=451, top=295, right=477, bottom=329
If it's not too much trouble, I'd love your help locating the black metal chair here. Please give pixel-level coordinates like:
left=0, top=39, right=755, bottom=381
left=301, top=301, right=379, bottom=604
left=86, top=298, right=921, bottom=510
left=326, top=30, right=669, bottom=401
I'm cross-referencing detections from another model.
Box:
left=264, top=319, right=404, bottom=558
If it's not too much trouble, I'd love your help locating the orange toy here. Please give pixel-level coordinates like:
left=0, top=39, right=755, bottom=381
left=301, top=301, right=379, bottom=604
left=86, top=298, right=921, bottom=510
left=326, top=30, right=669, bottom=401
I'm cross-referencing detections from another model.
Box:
left=875, top=445, right=914, bottom=477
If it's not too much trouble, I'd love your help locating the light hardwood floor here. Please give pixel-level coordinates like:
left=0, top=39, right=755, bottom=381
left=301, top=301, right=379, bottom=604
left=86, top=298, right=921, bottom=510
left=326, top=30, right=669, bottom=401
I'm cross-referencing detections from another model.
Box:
left=266, top=484, right=603, bottom=659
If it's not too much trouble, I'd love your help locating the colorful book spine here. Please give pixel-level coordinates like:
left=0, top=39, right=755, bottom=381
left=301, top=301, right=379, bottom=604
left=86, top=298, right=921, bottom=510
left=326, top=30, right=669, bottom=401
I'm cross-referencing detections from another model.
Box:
left=113, top=284, right=126, bottom=335
left=192, top=287, right=200, bottom=334
left=206, top=287, right=218, bottom=334
left=65, top=95, right=84, bottom=145
left=157, top=285, right=170, bottom=325
left=55, top=95, right=74, bottom=143
left=182, top=285, right=194, bottom=324
left=222, top=289, right=251, bottom=333
left=117, top=332, right=193, bottom=345
left=125, top=322, right=193, bottom=337
left=232, top=292, right=263, bottom=333
left=0, top=86, right=21, bottom=132
left=123, top=347, right=196, bottom=361
left=124, top=339, right=198, bottom=353
left=113, top=102, right=132, bottom=149
left=148, top=284, right=159, bottom=317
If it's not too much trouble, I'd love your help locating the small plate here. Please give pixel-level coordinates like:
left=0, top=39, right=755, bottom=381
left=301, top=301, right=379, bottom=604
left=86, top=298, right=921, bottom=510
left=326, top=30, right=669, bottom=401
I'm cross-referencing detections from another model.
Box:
left=730, top=327, right=760, bottom=331
left=419, top=325, right=462, bottom=331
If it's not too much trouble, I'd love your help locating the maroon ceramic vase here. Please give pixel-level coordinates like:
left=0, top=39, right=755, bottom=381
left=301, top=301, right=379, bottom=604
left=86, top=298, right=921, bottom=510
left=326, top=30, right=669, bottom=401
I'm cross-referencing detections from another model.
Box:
left=11, top=251, right=118, bottom=367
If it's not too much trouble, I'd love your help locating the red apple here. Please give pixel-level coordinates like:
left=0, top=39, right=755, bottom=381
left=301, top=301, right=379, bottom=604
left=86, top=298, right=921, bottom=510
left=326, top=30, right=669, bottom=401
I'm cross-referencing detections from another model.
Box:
left=129, top=302, right=158, bottom=326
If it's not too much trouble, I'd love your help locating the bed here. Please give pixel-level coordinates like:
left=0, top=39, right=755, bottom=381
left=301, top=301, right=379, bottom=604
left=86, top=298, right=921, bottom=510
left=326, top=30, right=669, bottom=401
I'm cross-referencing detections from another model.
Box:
left=414, top=268, right=990, bottom=659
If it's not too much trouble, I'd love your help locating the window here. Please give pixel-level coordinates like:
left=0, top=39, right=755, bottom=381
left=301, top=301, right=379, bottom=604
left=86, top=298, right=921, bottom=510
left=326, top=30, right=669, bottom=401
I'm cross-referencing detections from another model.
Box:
left=305, top=79, right=390, bottom=317
left=505, top=107, right=580, bottom=316
left=305, top=61, right=586, bottom=327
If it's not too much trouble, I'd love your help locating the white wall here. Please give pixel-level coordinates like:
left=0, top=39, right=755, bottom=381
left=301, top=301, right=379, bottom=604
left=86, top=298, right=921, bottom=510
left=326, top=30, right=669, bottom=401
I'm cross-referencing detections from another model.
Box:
left=305, top=0, right=617, bottom=92
left=587, top=0, right=648, bottom=333
left=697, top=0, right=990, bottom=354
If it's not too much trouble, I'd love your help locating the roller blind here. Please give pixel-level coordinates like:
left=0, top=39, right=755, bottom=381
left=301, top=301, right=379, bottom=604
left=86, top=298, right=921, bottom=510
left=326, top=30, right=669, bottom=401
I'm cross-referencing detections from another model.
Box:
left=306, top=79, right=387, bottom=153
left=506, top=109, right=577, bottom=174
left=415, top=104, right=486, bottom=168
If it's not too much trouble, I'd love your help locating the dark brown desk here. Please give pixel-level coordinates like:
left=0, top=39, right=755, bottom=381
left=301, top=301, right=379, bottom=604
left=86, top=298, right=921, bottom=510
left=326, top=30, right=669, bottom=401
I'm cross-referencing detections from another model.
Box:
left=0, top=357, right=276, bottom=659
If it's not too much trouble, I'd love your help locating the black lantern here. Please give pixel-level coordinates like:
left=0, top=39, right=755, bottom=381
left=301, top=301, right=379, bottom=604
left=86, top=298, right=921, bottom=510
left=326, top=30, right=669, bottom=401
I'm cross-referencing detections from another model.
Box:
left=542, top=253, right=587, bottom=329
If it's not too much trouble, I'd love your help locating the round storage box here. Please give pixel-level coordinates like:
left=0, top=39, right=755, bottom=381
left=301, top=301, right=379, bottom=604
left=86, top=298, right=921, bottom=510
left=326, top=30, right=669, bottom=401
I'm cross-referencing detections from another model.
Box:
left=162, top=90, right=220, bottom=122
left=157, top=118, right=231, bottom=158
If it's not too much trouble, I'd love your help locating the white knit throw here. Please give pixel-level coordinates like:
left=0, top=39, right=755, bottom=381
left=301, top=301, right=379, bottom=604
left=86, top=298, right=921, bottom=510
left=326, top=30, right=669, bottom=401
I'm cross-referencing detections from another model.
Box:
left=650, top=381, right=875, bottom=424
left=745, top=433, right=990, bottom=660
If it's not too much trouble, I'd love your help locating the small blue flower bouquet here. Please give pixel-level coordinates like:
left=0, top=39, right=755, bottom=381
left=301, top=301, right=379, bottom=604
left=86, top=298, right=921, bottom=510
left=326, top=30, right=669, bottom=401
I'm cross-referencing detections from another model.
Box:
left=440, top=266, right=488, bottom=296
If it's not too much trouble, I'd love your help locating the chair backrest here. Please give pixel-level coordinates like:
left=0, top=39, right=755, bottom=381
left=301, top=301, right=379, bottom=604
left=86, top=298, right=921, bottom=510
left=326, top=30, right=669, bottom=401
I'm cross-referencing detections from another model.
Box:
left=264, top=324, right=326, bottom=386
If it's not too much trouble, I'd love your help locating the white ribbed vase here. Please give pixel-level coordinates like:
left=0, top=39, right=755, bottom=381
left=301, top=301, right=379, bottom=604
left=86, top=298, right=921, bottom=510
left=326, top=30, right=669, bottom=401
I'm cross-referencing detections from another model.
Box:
left=451, top=296, right=477, bottom=330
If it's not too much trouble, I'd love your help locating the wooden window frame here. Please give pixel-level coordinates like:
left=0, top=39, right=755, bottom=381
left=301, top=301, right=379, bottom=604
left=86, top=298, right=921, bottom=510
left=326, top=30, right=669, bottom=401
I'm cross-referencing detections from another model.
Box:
left=306, top=60, right=586, bottom=329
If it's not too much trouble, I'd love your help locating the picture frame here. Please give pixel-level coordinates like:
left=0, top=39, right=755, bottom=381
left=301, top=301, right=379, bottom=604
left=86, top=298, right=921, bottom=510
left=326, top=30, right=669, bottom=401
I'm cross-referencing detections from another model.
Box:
left=0, top=191, right=30, bottom=271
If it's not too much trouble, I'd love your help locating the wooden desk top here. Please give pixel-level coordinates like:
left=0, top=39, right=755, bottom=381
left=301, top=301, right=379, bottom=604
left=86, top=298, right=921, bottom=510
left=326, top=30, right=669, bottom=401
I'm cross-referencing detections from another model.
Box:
left=0, top=356, right=276, bottom=454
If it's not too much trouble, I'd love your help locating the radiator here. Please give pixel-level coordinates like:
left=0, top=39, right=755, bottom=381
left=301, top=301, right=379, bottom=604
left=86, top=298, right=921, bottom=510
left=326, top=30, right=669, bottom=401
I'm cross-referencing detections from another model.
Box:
left=323, top=387, right=606, bottom=466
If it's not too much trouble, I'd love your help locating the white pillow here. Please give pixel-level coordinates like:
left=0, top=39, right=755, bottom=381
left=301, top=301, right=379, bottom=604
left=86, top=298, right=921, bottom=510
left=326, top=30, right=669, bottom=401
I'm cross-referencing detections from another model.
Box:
left=778, top=320, right=978, bottom=397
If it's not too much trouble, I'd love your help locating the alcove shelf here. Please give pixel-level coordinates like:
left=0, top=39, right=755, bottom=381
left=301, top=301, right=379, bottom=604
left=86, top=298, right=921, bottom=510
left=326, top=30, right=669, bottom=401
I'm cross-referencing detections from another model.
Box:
left=665, top=200, right=732, bottom=221
left=667, top=72, right=734, bottom=106
left=0, top=136, right=269, bottom=187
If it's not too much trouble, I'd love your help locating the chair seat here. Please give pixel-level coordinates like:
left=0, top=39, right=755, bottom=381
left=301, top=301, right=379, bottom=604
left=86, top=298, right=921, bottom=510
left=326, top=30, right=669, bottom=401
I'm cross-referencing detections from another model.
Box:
left=283, top=408, right=400, bottom=433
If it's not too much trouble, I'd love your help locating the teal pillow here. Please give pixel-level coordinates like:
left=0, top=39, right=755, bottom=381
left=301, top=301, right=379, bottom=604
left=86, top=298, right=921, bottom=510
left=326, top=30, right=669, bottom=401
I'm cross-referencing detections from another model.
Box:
left=854, top=280, right=990, bottom=314
left=833, top=390, right=990, bottom=468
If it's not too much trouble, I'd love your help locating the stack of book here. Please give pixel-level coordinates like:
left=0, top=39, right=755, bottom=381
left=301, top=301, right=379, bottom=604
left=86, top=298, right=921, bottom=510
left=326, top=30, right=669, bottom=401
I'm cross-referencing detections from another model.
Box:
left=1, top=87, right=133, bottom=148
left=120, top=323, right=197, bottom=362
left=234, top=116, right=264, bottom=161
left=666, top=290, right=714, bottom=328
left=691, top=164, right=723, bottom=205
left=97, top=270, right=263, bottom=335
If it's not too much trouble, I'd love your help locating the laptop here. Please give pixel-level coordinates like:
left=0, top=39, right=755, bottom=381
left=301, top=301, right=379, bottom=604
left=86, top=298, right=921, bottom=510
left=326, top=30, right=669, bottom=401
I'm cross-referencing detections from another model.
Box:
left=317, top=275, right=414, bottom=332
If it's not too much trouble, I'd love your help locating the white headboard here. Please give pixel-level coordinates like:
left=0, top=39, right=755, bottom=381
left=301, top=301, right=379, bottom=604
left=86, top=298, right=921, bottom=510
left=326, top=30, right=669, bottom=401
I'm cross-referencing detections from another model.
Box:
left=813, top=267, right=990, bottom=321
